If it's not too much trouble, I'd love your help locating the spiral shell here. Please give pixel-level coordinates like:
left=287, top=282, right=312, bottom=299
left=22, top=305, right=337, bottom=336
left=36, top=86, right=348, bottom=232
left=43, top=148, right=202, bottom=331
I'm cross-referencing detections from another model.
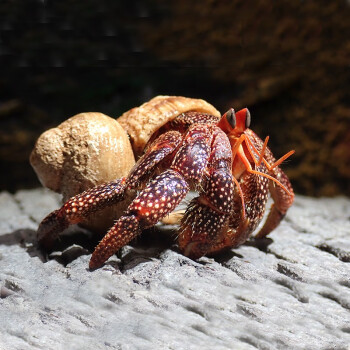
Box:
left=30, top=112, right=135, bottom=232
left=118, top=95, right=220, bottom=157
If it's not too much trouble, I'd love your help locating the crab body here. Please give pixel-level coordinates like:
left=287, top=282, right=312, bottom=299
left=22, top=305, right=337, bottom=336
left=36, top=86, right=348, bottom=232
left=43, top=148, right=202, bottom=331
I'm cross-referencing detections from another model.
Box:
left=38, top=107, right=294, bottom=269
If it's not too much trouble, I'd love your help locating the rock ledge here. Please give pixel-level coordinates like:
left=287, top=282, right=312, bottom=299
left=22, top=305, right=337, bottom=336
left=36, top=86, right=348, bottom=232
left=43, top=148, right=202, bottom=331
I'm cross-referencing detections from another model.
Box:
left=0, top=189, right=349, bottom=350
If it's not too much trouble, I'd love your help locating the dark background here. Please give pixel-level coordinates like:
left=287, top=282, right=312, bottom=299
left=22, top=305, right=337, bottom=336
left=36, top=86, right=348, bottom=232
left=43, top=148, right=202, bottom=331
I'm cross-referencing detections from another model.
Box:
left=0, top=0, right=349, bottom=196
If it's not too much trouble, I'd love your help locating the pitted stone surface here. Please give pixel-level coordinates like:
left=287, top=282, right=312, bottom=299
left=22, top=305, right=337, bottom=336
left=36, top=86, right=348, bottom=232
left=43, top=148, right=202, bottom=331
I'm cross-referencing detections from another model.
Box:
left=0, top=189, right=350, bottom=350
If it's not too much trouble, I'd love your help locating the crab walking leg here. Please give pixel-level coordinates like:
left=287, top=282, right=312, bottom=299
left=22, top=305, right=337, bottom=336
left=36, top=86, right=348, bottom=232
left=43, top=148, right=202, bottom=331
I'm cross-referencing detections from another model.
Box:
left=127, top=130, right=182, bottom=187
left=255, top=167, right=294, bottom=238
left=204, top=170, right=270, bottom=255
left=37, top=178, right=127, bottom=248
left=89, top=169, right=189, bottom=269
left=90, top=124, right=215, bottom=268
left=178, top=128, right=235, bottom=258
left=37, top=130, right=182, bottom=249
left=178, top=166, right=235, bottom=259
left=244, top=129, right=295, bottom=238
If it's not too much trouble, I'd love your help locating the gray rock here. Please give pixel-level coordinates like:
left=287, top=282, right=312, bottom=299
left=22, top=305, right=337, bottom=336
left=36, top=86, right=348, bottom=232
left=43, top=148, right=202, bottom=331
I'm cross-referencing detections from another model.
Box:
left=0, top=189, right=350, bottom=350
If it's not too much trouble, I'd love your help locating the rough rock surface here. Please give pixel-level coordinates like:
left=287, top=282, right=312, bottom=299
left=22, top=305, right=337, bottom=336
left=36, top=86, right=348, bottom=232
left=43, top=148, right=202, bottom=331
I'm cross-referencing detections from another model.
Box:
left=0, top=188, right=350, bottom=350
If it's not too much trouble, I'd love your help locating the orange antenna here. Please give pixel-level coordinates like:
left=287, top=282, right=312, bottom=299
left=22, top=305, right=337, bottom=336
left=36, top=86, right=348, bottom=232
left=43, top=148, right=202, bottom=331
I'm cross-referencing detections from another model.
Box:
left=236, top=134, right=294, bottom=197
left=269, top=150, right=295, bottom=170
left=257, top=136, right=269, bottom=166
left=244, top=136, right=294, bottom=172
left=249, top=169, right=293, bottom=197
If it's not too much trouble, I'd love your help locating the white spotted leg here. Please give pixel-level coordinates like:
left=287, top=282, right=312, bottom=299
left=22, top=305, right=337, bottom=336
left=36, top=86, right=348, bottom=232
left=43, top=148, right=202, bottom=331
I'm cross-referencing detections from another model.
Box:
left=178, top=166, right=235, bottom=259
left=37, top=130, right=182, bottom=250
left=177, top=127, right=236, bottom=259
left=37, top=178, right=127, bottom=249
left=89, top=169, right=189, bottom=269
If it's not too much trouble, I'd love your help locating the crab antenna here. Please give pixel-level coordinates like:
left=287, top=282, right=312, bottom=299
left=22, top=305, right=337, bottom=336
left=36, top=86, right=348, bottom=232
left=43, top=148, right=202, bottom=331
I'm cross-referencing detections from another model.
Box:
left=244, top=135, right=294, bottom=172
left=249, top=169, right=293, bottom=197
left=269, top=150, right=295, bottom=170
left=242, top=135, right=266, bottom=168
left=244, top=135, right=269, bottom=168
left=240, top=135, right=293, bottom=197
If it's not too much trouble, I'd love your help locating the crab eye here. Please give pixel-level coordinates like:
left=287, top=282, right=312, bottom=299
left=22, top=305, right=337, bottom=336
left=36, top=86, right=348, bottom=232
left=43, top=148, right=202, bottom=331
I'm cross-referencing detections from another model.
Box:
left=245, top=109, right=251, bottom=128
left=226, top=108, right=236, bottom=129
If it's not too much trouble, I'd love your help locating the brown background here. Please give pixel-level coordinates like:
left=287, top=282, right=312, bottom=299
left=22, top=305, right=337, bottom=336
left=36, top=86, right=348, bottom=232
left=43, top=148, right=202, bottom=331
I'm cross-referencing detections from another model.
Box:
left=1, top=0, right=349, bottom=196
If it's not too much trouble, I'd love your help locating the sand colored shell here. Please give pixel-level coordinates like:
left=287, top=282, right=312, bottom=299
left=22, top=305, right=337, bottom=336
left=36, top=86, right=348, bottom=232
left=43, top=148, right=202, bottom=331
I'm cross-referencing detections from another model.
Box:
left=30, top=112, right=135, bottom=232
left=31, top=97, right=220, bottom=232
left=118, top=95, right=221, bottom=157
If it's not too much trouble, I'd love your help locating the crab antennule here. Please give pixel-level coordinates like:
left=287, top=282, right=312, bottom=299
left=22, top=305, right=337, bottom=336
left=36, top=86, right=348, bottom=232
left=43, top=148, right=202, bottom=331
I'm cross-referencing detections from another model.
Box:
left=240, top=137, right=294, bottom=197
left=257, top=136, right=269, bottom=166
left=244, top=135, right=294, bottom=172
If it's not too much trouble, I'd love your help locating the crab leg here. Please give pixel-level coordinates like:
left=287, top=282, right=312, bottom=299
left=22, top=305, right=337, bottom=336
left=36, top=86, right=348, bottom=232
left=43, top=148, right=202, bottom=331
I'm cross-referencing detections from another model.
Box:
left=90, top=124, right=214, bottom=268
left=37, top=179, right=127, bottom=248
left=127, top=130, right=182, bottom=187
left=255, top=167, right=294, bottom=238
left=37, top=130, right=182, bottom=249
left=206, top=169, right=269, bottom=254
left=243, top=129, right=295, bottom=238
left=178, top=167, right=234, bottom=259
left=90, top=169, right=189, bottom=269
left=178, top=128, right=235, bottom=258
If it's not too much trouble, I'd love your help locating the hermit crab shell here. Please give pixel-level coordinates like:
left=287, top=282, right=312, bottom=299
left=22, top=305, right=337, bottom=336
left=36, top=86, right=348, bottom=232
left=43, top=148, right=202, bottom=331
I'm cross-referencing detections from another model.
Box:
left=118, top=95, right=221, bottom=157
left=31, top=96, right=220, bottom=232
left=30, top=112, right=135, bottom=232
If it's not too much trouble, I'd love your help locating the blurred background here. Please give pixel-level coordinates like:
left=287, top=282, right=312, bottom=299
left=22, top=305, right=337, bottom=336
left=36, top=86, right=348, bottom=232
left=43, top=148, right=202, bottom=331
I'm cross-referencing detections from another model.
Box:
left=0, top=0, right=349, bottom=196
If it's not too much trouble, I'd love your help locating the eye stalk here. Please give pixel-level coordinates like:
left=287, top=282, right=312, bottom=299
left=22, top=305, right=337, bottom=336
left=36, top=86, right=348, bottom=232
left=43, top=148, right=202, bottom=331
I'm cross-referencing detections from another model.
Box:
left=234, top=108, right=251, bottom=133
left=245, top=109, right=251, bottom=129
left=218, top=107, right=251, bottom=135
left=226, top=108, right=236, bottom=128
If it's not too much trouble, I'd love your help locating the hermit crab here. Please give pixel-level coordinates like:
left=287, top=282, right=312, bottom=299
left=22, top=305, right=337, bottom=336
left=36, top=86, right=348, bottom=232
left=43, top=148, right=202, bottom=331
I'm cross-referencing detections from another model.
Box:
left=31, top=96, right=294, bottom=269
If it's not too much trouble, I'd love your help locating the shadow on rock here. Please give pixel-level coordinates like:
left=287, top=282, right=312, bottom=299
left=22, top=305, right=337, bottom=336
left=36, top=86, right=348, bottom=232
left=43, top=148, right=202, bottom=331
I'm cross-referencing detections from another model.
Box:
left=2, top=222, right=276, bottom=271
left=39, top=226, right=174, bottom=272
left=118, top=226, right=177, bottom=273
left=210, top=250, right=245, bottom=265
left=197, top=237, right=273, bottom=266
left=245, top=237, right=274, bottom=253
left=0, top=228, right=46, bottom=262
left=42, top=226, right=99, bottom=266
left=0, top=226, right=99, bottom=266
